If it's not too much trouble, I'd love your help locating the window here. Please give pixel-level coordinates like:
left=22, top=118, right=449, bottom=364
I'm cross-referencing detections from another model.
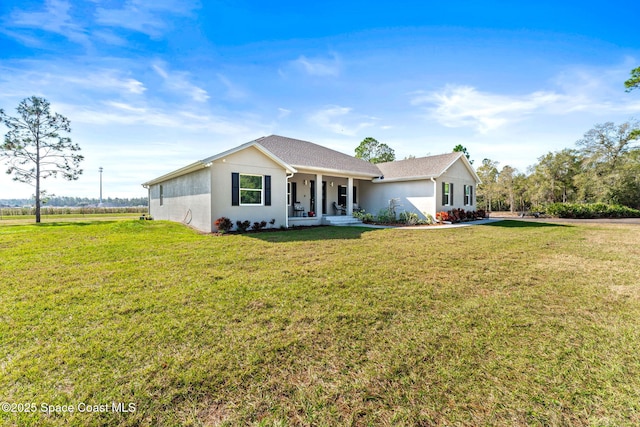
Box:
left=159, top=185, right=164, bottom=206
left=231, top=173, right=271, bottom=206
left=287, top=182, right=291, bottom=206
left=442, top=182, right=454, bottom=206
left=240, top=174, right=263, bottom=205
left=464, top=185, right=473, bottom=205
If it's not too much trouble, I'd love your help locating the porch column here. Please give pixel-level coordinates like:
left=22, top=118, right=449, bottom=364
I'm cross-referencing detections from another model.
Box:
left=316, top=173, right=323, bottom=218
left=347, top=177, right=353, bottom=216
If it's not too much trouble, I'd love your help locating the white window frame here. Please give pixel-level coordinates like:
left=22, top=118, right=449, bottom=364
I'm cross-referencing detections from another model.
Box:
left=239, top=174, right=264, bottom=206
left=464, top=185, right=473, bottom=205
left=443, top=182, right=452, bottom=206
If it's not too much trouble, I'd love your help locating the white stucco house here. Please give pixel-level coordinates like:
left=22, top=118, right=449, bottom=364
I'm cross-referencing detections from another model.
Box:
left=142, top=135, right=481, bottom=232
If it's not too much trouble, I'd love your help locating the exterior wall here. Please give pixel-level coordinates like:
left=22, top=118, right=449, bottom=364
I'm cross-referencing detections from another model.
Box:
left=435, top=159, right=478, bottom=213
left=360, top=179, right=436, bottom=219
left=210, top=146, right=288, bottom=230
left=148, top=168, right=212, bottom=232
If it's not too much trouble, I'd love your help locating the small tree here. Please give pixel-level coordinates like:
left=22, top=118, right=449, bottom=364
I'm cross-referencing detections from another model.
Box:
left=0, top=96, right=83, bottom=223
left=355, top=137, right=395, bottom=164
left=453, top=144, right=473, bottom=164
left=624, top=66, right=640, bottom=92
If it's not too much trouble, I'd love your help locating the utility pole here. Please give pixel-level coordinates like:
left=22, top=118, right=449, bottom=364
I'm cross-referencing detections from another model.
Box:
left=99, top=167, right=103, bottom=206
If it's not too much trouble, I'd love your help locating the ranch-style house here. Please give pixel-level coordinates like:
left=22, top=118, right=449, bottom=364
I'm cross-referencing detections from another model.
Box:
left=142, top=135, right=482, bottom=232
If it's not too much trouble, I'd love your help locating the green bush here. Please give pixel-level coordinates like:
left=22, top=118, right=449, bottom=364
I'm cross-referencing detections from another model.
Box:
left=544, top=203, right=640, bottom=219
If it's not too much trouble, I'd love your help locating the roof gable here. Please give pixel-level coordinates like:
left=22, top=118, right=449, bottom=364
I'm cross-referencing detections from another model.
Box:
left=376, top=152, right=481, bottom=183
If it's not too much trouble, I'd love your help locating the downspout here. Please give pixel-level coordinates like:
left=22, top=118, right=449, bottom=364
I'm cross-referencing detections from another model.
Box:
left=431, top=177, right=438, bottom=219
left=285, top=172, right=294, bottom=228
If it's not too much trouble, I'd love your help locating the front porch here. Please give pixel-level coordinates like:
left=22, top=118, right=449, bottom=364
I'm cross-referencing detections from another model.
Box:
left=286, top=171, right=366, bottom=227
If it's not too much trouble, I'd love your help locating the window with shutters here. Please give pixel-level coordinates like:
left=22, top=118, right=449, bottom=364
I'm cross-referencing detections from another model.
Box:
left=464, top=185, right=473, bottom=205
left=239, top=174, right=263, bottom=205
left=232, top=173, right=271, bottom=206
left=442, top=182, right=453, bottom=206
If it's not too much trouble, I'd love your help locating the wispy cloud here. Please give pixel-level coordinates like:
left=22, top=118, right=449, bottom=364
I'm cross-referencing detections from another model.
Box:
left=291, top=53, right=341, bottom=77
left=152, top=63, right=209, bottom=102
left=3, top=0, right=89, bottom=46
left=0, top=63, right=146, bottom=99
left=309, top=105, right=376, bottom=135
left=412, top=85, right=565, bottom=133
left=416, top=65, right=640, bottom=133
left=217, top=74, right=246, bottom=99
left=64, top=101, right=252, bottom=135
left=95, top=0, right=199, bottom=38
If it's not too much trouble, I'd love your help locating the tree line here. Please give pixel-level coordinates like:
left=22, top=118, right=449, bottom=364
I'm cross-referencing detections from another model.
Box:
left=476, top=120, right=640, bottom=212
left=0, top=196, right=148, bottom=208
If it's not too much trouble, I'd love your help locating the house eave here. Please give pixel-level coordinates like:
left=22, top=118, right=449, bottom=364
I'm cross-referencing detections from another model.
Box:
left=142, top=161, right=209, bottom=187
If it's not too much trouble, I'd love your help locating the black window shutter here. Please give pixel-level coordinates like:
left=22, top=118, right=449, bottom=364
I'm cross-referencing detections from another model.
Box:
left=450, top=183, right=454, bottom=205
left=231, top=172, right=239, bottom=206
left=353, top=186, right=357, bottom=204
left=264, top=175, right=271, bottom=206
left=292, top=182, right=297, bottom=204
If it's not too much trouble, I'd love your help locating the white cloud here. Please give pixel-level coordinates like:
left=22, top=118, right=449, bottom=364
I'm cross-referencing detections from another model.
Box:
left=3, top=0, right=89, bottom=46
left=95, top=0, right=199, bottom=38
left=217, top=74, right=246, bottom=99
left=309, top=105, right=376, bottom=136
left=412, top=85, right=565, bottom=133
left=277, top=108, right=292, bottom=119
left=292, top=54, right=341, bottom=77
left=152, top=63, right=209, bottom=102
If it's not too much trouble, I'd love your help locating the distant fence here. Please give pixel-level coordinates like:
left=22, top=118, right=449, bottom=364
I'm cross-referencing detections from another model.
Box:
left=0, top=206, right=148, bottom=216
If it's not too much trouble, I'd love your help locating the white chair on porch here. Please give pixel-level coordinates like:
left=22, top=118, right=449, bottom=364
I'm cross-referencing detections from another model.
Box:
left=333, top=201, right=346, bottom=215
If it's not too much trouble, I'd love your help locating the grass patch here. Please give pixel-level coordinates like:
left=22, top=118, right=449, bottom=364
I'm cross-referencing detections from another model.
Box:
left=1, top=220, right=640, bottom=426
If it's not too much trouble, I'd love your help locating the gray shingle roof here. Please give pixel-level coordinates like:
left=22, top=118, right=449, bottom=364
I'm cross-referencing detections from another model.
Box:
left=255, top=135, right=381, bottom=176
left=376, top=152, right=463, bottom=180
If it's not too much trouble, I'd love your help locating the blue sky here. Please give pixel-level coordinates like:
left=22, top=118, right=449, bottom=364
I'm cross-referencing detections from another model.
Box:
left=1, top=0, right=639, bottom=199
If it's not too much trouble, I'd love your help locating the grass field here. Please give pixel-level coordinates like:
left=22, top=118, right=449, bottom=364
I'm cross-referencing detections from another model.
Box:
left=1, top=218, right=639, bottom=426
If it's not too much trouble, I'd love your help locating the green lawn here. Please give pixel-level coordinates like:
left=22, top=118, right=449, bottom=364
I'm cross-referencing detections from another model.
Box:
left=1, top=220, right=639, bottom=426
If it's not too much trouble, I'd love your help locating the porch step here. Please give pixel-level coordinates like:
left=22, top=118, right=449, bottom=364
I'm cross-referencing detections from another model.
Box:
left=322, top=215, right=364, bottom=226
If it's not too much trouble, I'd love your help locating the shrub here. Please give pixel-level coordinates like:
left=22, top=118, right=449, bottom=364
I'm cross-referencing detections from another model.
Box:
left=252, top=220, right=268, bottom=231
left=214, top=216, right=233, bottom=233
left=544, top=203, right=640, bottom=219
left=436, top=211, right=450, bottom=222
left=353, top=210, right=373, bottom=223
left=376, top=208, right=394, bottom=224
left=399, top=211, right=420, bottom=225
left=236, top=220, right=251, bottom=232
left=424, top=213, right=436, bottom=225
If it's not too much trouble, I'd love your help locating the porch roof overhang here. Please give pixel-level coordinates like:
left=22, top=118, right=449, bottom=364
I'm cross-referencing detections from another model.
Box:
left=372, top=174, right=438, bottom=183
left=290, top=165, right=381, bottom=180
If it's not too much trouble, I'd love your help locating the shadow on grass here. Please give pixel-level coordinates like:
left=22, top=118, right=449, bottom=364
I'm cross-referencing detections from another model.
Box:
left=483, top=219, right=571, bottom=228
left=244, top=225, right=377, bottom=243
